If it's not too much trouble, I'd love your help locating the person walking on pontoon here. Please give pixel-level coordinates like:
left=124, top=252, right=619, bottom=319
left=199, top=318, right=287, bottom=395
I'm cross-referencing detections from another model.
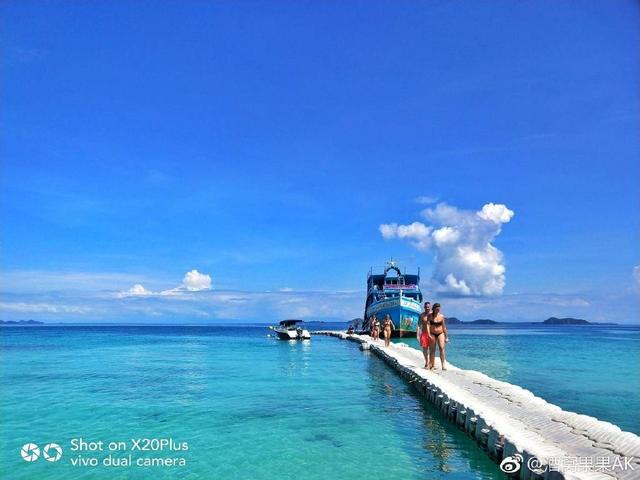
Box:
left=428, top=303, right=449, bottom=370
left=417, top=302, right=431, bottom=368
left=370, top=315, right=380, bottom=341
left=382, top=314, right=395, bottom=347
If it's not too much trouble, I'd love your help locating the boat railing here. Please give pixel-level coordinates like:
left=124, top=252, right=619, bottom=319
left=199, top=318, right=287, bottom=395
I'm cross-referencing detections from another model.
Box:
left=383, top=284, right=418, bottom=290
left=367, top=265, right=421, bottom=278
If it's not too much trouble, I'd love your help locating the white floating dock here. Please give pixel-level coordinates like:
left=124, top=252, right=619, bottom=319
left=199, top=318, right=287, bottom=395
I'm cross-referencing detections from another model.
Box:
left=313, top=331, right=640, bottom=480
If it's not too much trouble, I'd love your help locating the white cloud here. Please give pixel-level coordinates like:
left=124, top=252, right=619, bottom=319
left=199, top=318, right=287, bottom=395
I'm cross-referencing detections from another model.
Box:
left=477, top=202, right=515, bottom=224
left=432, top=226, right=460, bottom=246
left=0, top=302, right=90, bottom=314
left=633, top=265, right=640, bottom=288
left=379, top=221, right=432, bottom=251
left=380, top=202, right=515, bottom=296
left=118, top=284, right=153, bottom=298
left=444, top=274, right=471, bottom=295
left=118, top=269, right=213, bottom=297
left=158, top=288, right=182, bottom=297
left=1, top=285, right=636, bottom=324
left=415, top=195, right=438, bottom=205
left=279, top=287, right=294, bottom=292
left=181, top=269, right=212, bottom=291
left=379, top=223, right=398, bottom=239
left=422, top=202, right=468, bottom=225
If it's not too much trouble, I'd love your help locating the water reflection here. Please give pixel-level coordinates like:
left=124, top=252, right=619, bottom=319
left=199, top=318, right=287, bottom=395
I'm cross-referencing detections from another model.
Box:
left=365, top=353, right=502, bottom=478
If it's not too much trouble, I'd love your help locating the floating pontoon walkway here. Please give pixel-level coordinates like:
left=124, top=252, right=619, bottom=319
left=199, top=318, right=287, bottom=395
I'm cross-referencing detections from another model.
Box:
left=313, top=331, right=640, bottom=480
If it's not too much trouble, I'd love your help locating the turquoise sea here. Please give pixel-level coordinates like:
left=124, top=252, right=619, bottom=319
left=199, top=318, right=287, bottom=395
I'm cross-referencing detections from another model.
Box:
left=405, top=323, right=640, bottom=435
left=1, top=323, right=639, bottom=480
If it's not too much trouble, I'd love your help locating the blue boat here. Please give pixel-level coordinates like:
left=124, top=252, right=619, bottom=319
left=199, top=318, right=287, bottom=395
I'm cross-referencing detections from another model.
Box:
left=363, top=261, right=424, bottom=337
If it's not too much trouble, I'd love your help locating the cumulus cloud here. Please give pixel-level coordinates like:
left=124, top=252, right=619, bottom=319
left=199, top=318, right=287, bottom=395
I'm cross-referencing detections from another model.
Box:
left=118, top=284, right=153, bottom=298
left=118, top=269, right=212, bottom=298
left=181, top=269, right=212, bottom=291
left=432, top=226, right=460, bottom=246
left=380, top=201, right=514, bottom=296
left=378, top=222, right=433, bottom=251
left=477, top=203, right=515, bottom=224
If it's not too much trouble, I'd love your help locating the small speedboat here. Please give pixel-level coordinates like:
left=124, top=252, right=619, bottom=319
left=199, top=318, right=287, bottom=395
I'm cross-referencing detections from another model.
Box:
left=270, top=320, right=311, bottom=340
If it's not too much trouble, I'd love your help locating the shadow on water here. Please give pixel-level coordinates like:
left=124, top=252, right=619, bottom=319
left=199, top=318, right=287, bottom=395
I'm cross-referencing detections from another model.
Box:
left=303, top=432, right=344, bottom=448
left=363, top=346, right=504, bottom=479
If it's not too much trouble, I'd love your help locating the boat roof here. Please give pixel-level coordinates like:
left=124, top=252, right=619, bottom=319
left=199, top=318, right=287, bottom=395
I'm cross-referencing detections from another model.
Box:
left=279, top=319, right=304, bottom=326
left=367, top=261, right=420, bottom=281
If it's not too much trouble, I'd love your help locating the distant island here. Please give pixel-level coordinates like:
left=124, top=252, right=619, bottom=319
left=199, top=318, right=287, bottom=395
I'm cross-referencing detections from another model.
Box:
left=539, top=316, right=618, bottom=325
left=542, top=317, right=592, bottom=325
left=0, top=319, right=44, bottom=325
left=444, top=316, right=616, bottom=325
left=469, top=319, right=499, bottom=325
left=445, top=318, right=497, bottom=325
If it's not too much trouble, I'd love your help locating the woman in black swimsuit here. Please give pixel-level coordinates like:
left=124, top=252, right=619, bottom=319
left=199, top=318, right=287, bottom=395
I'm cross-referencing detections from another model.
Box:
left=382, top=314, right=394, bottom=347
left=428, top=303, right=449, bottom=370
left=370, top=315, right=380, bottom=341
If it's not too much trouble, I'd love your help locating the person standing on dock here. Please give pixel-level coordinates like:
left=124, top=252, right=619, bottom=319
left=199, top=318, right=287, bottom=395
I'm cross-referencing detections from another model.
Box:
left=370, top=315, right=380, bottom=341
left=382, top=314, right=395, bottom=347
left=417, top=302, right=431, bottom=368
left=428, top=303, right=449, bottom=370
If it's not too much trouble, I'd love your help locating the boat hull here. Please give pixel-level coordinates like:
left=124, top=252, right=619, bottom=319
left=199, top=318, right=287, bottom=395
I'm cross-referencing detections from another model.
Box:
left=365, top=297, right=422, bottom=337
left=274, top=328, right=310, bottom=340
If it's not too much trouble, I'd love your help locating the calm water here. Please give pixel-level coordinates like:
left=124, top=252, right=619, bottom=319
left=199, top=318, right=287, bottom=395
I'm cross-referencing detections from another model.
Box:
left=404, top=323, right=640, bottom=435
left=1, top=325, right=502, bottom=480
left=2, top=324, right=639, bottom=479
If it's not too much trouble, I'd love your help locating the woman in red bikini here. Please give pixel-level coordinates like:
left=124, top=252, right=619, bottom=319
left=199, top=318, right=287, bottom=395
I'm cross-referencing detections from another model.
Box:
left=417, top=302, right=431, bottom=368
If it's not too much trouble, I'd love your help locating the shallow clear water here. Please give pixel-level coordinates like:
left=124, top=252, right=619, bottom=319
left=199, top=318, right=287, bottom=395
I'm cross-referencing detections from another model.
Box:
left=1, top=325, right=502, bottom=479
left=404, top=324, right=640, bottom=435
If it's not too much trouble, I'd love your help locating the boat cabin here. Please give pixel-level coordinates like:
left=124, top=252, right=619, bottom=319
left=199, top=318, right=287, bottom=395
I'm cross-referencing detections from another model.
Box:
left=367, top=264, right=421, bottom=300
left=279, top=320, right=304, bottom=328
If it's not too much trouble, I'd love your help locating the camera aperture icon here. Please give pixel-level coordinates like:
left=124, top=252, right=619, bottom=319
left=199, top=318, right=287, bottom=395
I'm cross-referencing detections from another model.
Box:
left=20, top=442, right=63, bottom=463
left=43, top=443, right=63, bottom=462
left=20, top=443, right=40, bottom=462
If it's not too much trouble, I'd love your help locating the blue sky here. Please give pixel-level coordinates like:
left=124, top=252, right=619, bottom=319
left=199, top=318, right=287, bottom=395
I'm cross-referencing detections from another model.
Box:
left=1, top=1, right=639, bottom=323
